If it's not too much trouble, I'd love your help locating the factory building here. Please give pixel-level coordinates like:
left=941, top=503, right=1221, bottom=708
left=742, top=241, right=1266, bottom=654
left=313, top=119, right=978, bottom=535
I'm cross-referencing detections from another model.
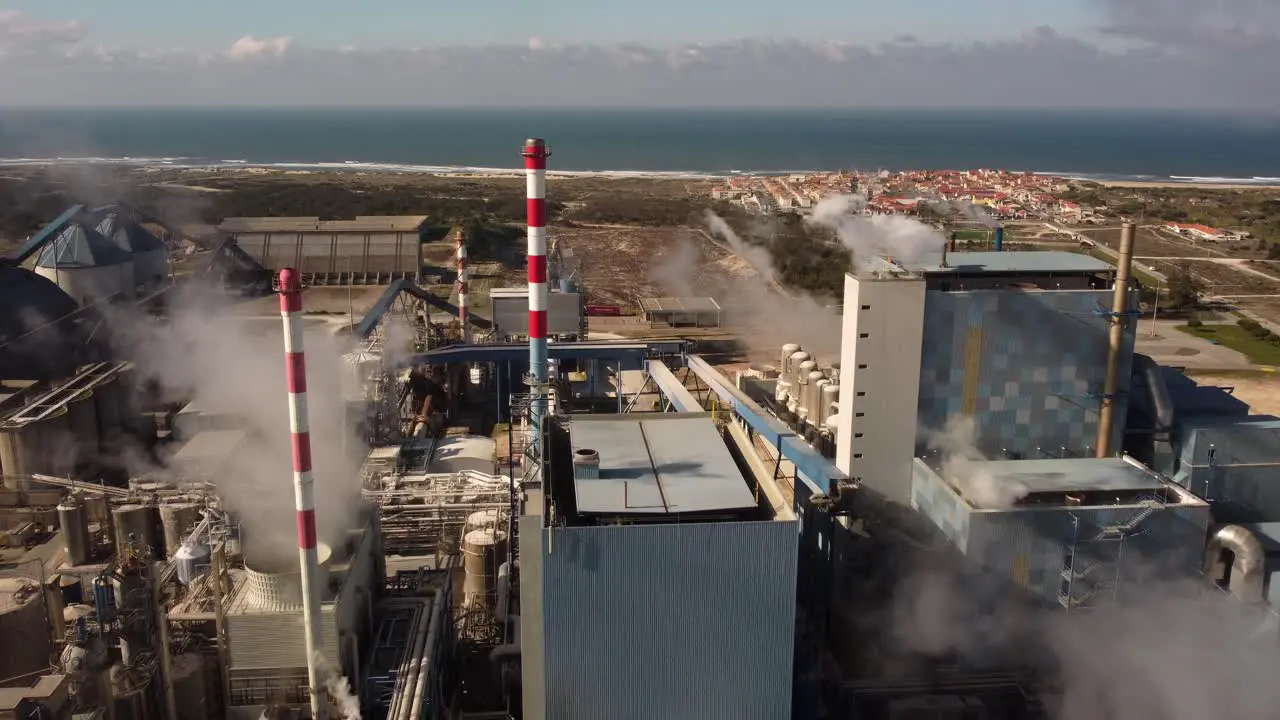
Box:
left=911, top=456, right=1210, bottom=609
left=489, top=287, right=583, bottom=339
left=219, top=216, right=427, bottom=285
left=519, top=413, right=798, bottom=720
left=91, top=205, right=171, bottom=294
left=639, top=296, right=723, bottom=328
left=836, top=252, right=1135, bottom=505
left=34, top=222, right=137, bottom=306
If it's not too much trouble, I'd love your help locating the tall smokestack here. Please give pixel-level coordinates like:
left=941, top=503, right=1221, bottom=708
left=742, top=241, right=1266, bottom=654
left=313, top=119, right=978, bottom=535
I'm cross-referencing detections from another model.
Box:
left=455, top=229, right=470, bottom=343
left=994, top=225, right=1004, bottom=252
left=1096, top=221, right=1135, bottom=457
left=523, top=138, right=551, bottom=450
left=277, top=268, right=328, bottom=720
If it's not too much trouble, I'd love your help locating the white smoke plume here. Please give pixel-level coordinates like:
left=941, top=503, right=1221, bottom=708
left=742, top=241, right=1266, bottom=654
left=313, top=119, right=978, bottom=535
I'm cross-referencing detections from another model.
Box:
left=683, top=210, right=843, bottom=361
left=923, top=415, right=1029, bottom=509
left=106, top=284, right=364, bottom=567
left=313, top=651, right=363, bottom=720
left=806, top=194, right=947, bottom=271
left=961, top=201, right=1001, bottom=229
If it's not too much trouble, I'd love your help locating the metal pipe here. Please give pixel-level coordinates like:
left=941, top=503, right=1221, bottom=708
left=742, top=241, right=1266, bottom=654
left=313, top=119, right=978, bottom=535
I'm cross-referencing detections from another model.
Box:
left=154, top=561, right=178, bottom=720
left=523, top=138, right=551, bottom=458
left=1133, top=354, right=1174, bottom=432
left=277, top=267, right=329, bottom=720
left=383, top=595, right=433, bottom=720
left=1096, top=221, right=1135, bottom=457
left=1205, top=524, right=1265, bottom=603
left=994, top=225, right=1004, bottom=252
left=408, top=585, right=445, bottom=720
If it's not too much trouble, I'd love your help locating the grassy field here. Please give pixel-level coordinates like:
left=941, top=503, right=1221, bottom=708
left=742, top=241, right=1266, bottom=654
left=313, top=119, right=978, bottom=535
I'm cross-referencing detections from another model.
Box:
left=1176, top=323, right=1280, bottom=366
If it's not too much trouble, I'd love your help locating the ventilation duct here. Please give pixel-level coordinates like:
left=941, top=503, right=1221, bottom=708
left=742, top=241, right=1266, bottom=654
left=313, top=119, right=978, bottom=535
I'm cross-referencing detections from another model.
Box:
left=572, top=448, right=600, bottom=481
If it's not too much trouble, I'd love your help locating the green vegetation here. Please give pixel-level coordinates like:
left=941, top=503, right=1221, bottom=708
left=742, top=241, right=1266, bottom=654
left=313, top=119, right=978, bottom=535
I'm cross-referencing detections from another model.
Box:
left=1178, top=320, right=1280, bottom=366
left=1166, top=264, right=1202, bottom=310
left=714, top=209, right=851, bottom=299
left=1060, top=183, right=1280, bottom=243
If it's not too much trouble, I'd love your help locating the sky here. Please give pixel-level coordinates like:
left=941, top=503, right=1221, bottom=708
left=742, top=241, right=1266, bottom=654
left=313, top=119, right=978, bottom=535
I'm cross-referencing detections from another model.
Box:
left=0, top=0, right=1277, bottom=109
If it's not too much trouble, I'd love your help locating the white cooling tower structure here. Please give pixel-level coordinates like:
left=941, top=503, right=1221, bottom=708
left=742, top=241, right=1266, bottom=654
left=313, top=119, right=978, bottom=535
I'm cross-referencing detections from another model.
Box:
left=243, top=543, right=334, bottom=609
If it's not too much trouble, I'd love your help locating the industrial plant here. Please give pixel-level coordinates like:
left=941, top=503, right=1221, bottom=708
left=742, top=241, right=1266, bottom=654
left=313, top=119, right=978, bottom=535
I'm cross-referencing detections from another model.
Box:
left=2, top=139, right=1280, bottom=720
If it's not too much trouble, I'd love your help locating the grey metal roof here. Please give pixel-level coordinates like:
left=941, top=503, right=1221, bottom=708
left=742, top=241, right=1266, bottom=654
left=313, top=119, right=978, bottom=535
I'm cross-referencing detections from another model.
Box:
left=920, top=251, right=1116, bottom=274
left=969, top=457, right=1165, bottom=495
left=0, top=267, right=81, bottom=380
left=34, top=223, right=132, bottom=269
left=567, top=415, right=756, bottom=515
left=95, top=213, right=167, bottom=254
left=639, top=296, right=722, bottom=313
left=219, top=215, right=428, bottom=234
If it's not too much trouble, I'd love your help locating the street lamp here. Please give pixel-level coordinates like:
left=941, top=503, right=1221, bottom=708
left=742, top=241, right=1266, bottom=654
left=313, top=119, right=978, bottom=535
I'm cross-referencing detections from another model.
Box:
left=1149, top=266, right=1162, bottom=337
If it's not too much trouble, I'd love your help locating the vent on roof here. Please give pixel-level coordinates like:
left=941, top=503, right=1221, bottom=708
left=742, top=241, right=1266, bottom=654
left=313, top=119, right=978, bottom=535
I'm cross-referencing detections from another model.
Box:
left=572, top=448, right=600, bottom=481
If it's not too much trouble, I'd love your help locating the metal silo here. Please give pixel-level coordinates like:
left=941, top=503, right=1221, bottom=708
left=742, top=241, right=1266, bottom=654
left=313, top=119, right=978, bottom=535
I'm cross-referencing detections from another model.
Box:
left=780, top=344, right=800, bottom=374
left=806, top=371, right=825, bottom=425
left=174, top=543, right=211, bottom=586
left=158, top=503, right=202, bottom=559
left=111, top=505, right=160, bottom=560
left=0, top=577, right=54, bottom=687
left=66, top=390, right=99, bottom=468
left=93, top=374, right=125, bottom=455
left=790, top=352, right=811, bottom=383
left=821, top=384, right=840, bottom=427
left=59, top=497, right=92, bottom=567
left=33, top=222, right=136, bottom=305
left=95, top=208, right=170, bottom=293
left=0, top=405, right=74, bottom=487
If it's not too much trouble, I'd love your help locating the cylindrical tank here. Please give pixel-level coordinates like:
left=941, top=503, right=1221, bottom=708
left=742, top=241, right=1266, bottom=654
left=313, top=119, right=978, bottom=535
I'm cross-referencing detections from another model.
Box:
left=66, top=390, right=99, bottom=468
left=170, top=654, right=207, bottom=720
left=814, top=379, right=831, bottom=425
left=806, top=371, right=825, bottom=423
left=59, top=498, right=92, bottom=566
left=174, top=543, right=211, bottom=585
left=158, top=503, right=202, bottom=558
left=243, top=543, right=333, bottom=608
left=821, top=384, right=840, bottom=426
left=0, top=406, right=73, bottom=487
left=796, top=407, right=810, bottom=427
left=780, top=344, right=801, bottom=374
left=775, top=379, right=792, bottom=405
left=825, top=412, right=841, bottom=434
left=797, top=359, right=817, bottom=384
left=790, top=352, right=811, bottom=382
left=0, top=577, right=54, bottom=686
left=462, top=526, right=508, bottom=606
left=107, top=663, right=156, bottom=720
left=60, top=575, right=84, bottom=605
left=44, top=575, right=66, bottom=641
left=112, top=504, right=160, bottom=560
left=795, top=371, right=811, bottom=415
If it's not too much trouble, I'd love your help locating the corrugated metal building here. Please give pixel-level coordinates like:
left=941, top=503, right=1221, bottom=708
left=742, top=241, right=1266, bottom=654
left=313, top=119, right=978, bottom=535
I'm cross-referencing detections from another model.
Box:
left=219, top=216, right=427, bottom=285
left=639, top=296, right=723, bottom=327
left=911, top=456, right=1210, bottom=610
left=1170, top=417, right=1280, bottom=523
left=490, top=287, right=582, bottom=338
left=520, top=414, right=798, bottom=720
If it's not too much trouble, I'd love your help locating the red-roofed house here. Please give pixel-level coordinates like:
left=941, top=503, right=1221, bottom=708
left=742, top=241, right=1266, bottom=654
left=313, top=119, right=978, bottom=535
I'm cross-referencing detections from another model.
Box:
left=1166, top=222, right=1229, bottom=241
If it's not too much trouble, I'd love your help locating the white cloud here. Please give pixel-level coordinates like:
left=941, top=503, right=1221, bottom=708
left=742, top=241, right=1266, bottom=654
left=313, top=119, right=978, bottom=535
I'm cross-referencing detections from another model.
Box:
left=227, top=35, right=291, bottom=61
left=0, top=9, right=85, bottom=58
left=527, top=35, right=546, bottom=52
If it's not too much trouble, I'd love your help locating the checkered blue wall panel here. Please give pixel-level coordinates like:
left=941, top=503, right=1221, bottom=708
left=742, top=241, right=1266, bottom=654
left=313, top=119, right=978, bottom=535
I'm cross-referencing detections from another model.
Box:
left=917, top=289, right=1136, bottom=458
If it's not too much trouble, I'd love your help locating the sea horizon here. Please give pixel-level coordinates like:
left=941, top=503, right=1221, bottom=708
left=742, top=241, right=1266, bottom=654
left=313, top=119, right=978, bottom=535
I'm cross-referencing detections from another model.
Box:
left=1, top=107, right=1277, bottom=182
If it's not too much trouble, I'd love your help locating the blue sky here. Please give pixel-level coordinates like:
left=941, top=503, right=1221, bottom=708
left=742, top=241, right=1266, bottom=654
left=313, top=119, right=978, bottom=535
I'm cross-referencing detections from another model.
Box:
left=7, top=0, right=1094, bottom=48
left=0, top=0, right=1276, bottom=108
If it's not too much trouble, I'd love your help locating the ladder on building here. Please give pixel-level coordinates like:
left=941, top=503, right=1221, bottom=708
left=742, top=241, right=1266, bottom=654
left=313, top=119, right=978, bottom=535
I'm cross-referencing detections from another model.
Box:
left=1058, top=496, right=1164, bottom=611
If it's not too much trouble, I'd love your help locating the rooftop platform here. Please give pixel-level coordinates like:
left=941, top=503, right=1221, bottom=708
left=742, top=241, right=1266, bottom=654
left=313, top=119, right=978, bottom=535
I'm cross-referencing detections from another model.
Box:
left=638, top=296, right=722, bottom=313
left=219, top=215, right=428, bottom=234
left=969, top=457, right=1165, bottom=496
left=566, top=414, right=756, bottom=516
left=922, top=251, right=1116, bottom=275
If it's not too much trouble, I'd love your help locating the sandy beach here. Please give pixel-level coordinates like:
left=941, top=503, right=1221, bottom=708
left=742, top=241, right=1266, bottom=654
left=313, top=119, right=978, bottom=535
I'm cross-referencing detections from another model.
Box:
left=1098, top=180, right=1280, bottom=190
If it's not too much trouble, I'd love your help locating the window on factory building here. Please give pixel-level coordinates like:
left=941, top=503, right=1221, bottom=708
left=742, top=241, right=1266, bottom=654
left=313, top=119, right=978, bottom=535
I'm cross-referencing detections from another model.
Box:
left=857, top=364, right=868, bottom=369
left=857, top=391, right=866, bottom=397
left=854, top=433, right=864, bottom=438
left=854, top=453, right=864, bottom=459
left=861, top=305, right=871, bottom=310
left=859, top=333, right=869, bottom=338
left=856, top=412, right=865, bottom=417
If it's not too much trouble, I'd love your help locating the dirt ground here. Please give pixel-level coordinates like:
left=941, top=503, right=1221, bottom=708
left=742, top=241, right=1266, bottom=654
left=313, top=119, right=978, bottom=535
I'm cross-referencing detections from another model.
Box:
left=1185, top=372, right=1280, bottom=416
left=1075, top=225, right=1250, bottom=259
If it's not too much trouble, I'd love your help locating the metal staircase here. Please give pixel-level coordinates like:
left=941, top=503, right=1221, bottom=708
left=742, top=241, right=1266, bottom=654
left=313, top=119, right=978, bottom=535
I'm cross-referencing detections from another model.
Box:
left=1058, top=495, right=1165, bottom=610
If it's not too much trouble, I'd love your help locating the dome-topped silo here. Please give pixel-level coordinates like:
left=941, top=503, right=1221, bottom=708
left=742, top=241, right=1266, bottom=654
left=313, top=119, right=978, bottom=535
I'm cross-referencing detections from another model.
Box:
left=34, top=222, right=135, bottom=305
left=93, top=206, right=170, bottom=292
left=0, top=266, right=84, bottom=380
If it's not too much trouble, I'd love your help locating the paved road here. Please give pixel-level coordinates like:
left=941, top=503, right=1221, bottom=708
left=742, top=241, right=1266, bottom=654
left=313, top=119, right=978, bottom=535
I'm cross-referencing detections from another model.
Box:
left=1134, top=319, right=1255, bottom=370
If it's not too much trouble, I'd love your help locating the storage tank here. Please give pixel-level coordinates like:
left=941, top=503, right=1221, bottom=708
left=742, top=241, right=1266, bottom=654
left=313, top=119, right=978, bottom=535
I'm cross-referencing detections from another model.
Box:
left=66, top=390, right=99, bottom=467
left=795, top=371, right=811, bottom=416
left=95, top=209, right=170, bottom=293
left=814, top=379, right=831, bottom=425
left=806, top=371, right=825, bottom=424
left=60, top=575, right=84, bottom=605
left=821, top=384, right=840, bottom=427
left=780, top=344, right=800, bottom=374
left=112, top=504, right=160, bottom=559
left=462, top=523, right=508, bottom=608
left=158, top=503, right=202, bottom=558
left=0, top=405, right=74, bottom=487
left=774, top=379, right=792, bottom=405
left=0, top=577, right=54, bottom=686
left=33, top=222, right=136, bottom=305
left=0, top=266, right=83, bottom=381
left=789, top=352, right=810, bottom=382
left=59, top=497, right=92, bottom=566
left=174, top=543, right=211, bottom=585
left=243, top=542, right=333, bottom=609
left=170, top=654, right=207, bottom=720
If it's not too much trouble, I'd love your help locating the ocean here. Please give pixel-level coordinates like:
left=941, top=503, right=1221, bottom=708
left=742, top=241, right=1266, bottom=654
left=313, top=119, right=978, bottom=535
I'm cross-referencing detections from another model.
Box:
left=0, top=108, right=1278, bottom=183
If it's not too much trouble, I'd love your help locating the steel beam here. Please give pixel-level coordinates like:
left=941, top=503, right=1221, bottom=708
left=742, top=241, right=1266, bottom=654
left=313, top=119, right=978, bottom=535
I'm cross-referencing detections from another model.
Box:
left=645, top=360, right=704, bottom=413
left=400, top=339, right=689, bottom=367
left=685, top=355, right=844, bottom=495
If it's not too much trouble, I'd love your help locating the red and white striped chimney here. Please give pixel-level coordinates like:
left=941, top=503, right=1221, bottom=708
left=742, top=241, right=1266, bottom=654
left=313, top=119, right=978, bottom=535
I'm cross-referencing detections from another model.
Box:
left=455, top=229, right=470, bottom=343
left=277, top=268, right=328, bottom=720
left=522, top=139, right=550, bottom=435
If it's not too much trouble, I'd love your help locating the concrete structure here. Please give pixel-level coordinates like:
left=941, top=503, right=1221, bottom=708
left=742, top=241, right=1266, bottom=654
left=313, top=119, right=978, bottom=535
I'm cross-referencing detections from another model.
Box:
left=911, top=456, right=1210, bottom=610
left=835, top=252, right=1134, bottom=505
left=520, top=413, right=797, bottom=720
left=639, top=296, right=723, bottom=328
left=220, top=216, right=426, bottom=284
left=490, top=287, right=582, bottom=338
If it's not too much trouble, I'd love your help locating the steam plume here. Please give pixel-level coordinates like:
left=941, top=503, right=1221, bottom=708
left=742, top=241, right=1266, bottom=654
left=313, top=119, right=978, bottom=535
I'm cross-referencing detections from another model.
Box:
left=806, top=194, right=947, bottom=271
left=314, top=651, right=362, bottom=720
left=923, top=415, right=1029, bottom=509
